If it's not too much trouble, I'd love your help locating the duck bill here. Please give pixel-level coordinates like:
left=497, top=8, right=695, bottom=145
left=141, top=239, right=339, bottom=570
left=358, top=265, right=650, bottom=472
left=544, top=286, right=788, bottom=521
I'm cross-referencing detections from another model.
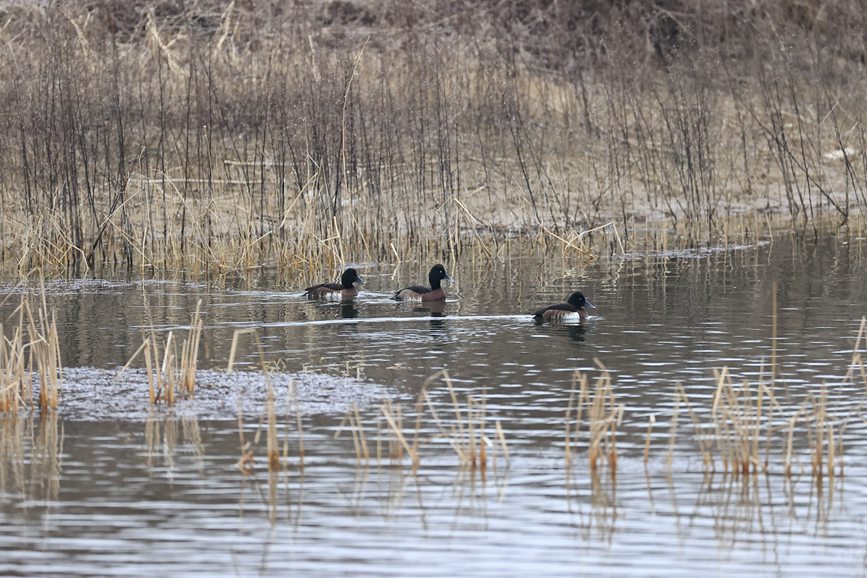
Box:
left=355, top=275, right=364, bottom=285
left=584, top=299, right=597, bottom=310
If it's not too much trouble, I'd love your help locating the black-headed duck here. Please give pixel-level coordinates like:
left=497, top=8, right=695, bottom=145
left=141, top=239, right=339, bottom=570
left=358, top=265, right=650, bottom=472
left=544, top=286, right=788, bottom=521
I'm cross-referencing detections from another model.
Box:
left=533, top=291, right=596, bottom=322
left=303, top=268, right=363, bottom=300
left=394, top=264, right=451, bottom=302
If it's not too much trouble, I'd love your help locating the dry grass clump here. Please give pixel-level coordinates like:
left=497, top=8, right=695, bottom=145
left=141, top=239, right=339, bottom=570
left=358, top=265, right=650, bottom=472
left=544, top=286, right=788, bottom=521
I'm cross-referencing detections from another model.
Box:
left=229, top=329, right=305, bottom=477
left=671, top=371, right=850, bottom=482
left=0, top=295, right=62, bottom=413
left=565, top=364, right=623, bottom=475
left=335, top=369, right=509, bottom=474
left=420, top=370, right=500, bottom=473
left=670, top=371, right=777, bottom=476
left=118, top=298, right=204, bottom=405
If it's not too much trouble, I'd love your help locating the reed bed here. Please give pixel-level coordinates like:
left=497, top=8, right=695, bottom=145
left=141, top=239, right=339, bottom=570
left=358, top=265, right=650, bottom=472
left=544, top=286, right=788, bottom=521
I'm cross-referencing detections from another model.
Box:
left=321, top=318, right=863, bottom=482
left=229, top=329, right=305, bottom=476
left=565, top=365, right=623, bottom=475
left=0, top=2, right=865, bottom=276
left=119, top=298, right=205, bottom=405
left=0, top=295, right=62, bottom=413
left=334, top=369, right=507, bottom=474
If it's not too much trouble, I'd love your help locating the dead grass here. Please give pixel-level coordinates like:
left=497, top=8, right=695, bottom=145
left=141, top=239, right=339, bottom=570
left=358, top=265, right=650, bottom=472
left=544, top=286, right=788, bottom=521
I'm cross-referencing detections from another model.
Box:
left=0, top=3, right=864, bottom=275
left=0, top=293, right=61, bottom=413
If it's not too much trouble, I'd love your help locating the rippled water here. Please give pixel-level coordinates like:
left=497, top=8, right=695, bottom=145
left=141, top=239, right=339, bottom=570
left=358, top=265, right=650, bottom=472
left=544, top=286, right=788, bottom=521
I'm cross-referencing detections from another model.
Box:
left=2, top=231, right=867, bottom=576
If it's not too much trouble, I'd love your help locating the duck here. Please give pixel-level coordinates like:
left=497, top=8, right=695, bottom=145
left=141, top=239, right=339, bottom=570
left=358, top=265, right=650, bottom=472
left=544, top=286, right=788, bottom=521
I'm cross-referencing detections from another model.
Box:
left=532, top=291, right=596, bottom=322
left=394, top=264, right=451, bottom=301
left=303, top=268, right=363, bottom=300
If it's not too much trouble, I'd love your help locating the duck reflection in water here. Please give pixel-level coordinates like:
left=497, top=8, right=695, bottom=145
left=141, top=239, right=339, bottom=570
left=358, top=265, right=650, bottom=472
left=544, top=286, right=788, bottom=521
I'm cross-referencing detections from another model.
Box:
left=562, top=323, right=587, bottom=342
left=414, top=299, right=447, bottom=330
left=340, top=301, right=359, bottom=319
left=415, top=299, right=446, bottom=317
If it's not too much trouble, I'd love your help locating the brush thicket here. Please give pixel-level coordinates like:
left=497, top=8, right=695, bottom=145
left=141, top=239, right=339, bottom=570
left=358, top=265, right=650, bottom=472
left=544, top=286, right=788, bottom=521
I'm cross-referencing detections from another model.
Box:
left=1, top=3, right=865, bottom=276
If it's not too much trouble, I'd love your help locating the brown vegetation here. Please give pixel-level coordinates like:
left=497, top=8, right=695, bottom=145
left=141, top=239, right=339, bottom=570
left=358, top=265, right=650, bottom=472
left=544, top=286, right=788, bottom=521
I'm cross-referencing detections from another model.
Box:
left=0, top=1, right=864, bottom=275
left=0, top=294, right=61, bottom=412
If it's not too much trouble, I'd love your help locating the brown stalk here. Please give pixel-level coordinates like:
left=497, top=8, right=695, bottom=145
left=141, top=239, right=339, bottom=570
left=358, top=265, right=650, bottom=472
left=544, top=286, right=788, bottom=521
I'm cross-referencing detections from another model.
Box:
left=266, top=384, right=280, bottom=472
left=643, top=414, right=656, bottom=465
left=381, top=403, right=418, bottom=468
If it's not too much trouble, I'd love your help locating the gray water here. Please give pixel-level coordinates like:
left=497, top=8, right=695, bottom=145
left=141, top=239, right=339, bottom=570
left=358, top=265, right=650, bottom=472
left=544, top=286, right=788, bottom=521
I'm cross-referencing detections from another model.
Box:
left=2, top=231, right=867, bottom=576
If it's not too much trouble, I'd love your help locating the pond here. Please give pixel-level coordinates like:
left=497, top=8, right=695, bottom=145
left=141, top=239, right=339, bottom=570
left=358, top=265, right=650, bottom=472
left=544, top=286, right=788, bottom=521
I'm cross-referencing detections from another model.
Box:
left=1, top=230, right=866, bottom=576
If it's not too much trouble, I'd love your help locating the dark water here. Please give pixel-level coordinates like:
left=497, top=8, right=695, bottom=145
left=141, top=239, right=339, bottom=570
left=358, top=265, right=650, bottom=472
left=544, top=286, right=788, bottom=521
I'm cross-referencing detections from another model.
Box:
left=2, top=231, right=867, bottom=576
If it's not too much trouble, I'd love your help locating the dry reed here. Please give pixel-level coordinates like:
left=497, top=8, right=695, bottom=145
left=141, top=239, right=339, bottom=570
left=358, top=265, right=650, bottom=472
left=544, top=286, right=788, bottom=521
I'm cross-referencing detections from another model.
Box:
left=0, top=3, right=863, bottom=276
left=564, top=364, right=621, bottom=475
left=118, top=299, right=205, bottom=405
left=0, top=294, right=62, bottom=413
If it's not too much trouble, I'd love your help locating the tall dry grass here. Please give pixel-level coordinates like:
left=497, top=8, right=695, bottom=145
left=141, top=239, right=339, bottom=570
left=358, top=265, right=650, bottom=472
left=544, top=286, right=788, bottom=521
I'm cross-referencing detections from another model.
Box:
left=0, top=1, right=864, bottom=277
left=0, top=295, right=62, bottom=413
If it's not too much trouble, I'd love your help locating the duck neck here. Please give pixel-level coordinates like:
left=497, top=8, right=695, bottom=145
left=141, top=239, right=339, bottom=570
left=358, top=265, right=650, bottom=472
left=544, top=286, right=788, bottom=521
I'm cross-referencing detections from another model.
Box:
left=429, top=276, right=442, bottom=290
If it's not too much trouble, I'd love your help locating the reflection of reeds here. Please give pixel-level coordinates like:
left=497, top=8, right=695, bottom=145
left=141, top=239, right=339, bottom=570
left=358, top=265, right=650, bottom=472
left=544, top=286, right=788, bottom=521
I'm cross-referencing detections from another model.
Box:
left=236, top=399, right=255, bottom=475
left=0, top=412, right=61, bottom=502
left=643, top=415, right=656, bottom=465
left=145, top=409, right=159, bottom=469
left=0, top=414, right=24, bottom=494
left=145, top=411, right=205, bottom=474
left=267, top=384, right=279, bottom=472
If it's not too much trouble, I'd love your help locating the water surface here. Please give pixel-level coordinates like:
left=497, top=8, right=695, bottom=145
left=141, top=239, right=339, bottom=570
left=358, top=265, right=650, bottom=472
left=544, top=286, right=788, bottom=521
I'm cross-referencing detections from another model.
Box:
left=1, top=231, right=867, bottom=576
